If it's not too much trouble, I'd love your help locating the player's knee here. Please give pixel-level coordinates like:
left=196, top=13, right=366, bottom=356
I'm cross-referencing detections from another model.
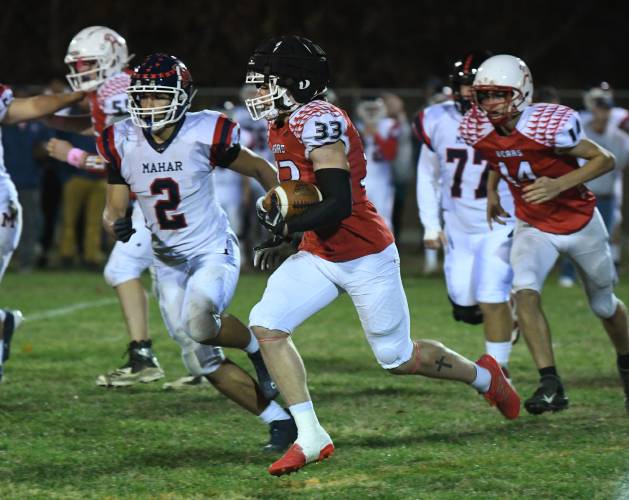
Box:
left=449, top=297, right=483, bottom=325
left=515, top=289, right=540, bottom=310
left=184, top=309, right=221, bottom=344
left=251, top=325, right=289, bottom=342
left=589, top=291, right=619, bottom=319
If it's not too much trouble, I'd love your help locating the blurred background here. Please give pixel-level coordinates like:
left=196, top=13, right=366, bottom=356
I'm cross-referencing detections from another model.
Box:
left=1, top=0, right=627, bottom=275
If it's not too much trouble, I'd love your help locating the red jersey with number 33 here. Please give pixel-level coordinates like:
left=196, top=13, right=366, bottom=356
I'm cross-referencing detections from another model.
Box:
left=268, top=100, right=393, bottom=262
left=460, top=103, right=596, bottom=234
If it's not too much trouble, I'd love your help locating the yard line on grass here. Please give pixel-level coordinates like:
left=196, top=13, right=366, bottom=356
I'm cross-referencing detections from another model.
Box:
left=617, top=471, right=629, bottom=500
left=25, top=298, right=118, bottom=322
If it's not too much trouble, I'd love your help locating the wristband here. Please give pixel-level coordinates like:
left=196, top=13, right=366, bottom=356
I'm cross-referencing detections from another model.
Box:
left=423, top=228, right=441, bottom=241
left=67, top=148, right=87, bottom=168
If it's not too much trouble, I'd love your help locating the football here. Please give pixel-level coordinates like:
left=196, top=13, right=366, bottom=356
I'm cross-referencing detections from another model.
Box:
left=262, top=180, right=323, bottom=219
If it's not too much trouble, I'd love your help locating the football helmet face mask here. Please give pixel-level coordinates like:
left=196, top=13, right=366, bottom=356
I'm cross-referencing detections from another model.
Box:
left=65, top=26, right=132, bottom=92
left=472, top=54, right=533, bottom=125
left=127, top=53, right=197, bottom=131
left=449, top=51, right=491, bottom=114
left=245, top=35, right=330, bottom=121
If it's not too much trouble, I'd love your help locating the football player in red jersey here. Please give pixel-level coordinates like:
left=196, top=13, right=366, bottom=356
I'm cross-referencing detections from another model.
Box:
left=460, top=54, right=629, bottom=415
left=246, top=36, right=521, bottom=477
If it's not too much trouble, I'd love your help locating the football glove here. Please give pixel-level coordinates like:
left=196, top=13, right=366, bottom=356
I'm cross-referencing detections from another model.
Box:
left=113, top=216, right=136, bottom=242
left=256, top=195, right=287, bottom=236
left=253, top=235, right=295, bottom=271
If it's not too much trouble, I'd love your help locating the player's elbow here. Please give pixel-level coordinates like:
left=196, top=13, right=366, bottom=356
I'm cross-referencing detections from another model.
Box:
left=601, top=149, right=616, bottom=173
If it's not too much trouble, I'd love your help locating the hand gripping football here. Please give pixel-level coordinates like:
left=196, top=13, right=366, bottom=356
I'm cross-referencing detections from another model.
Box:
left=262, top=180, right=323, bottom=219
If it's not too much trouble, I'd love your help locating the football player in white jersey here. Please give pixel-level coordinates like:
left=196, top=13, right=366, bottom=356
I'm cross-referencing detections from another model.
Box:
left=44, top=26, right=165, bottom=388
left=99, top=53, right=296, bottom=451
left=0, top=83, right=85, bottom=381
left=355, top=97, right=400, bottom=229
left=416, top=52, right=516, bottom=371
left=582, top=82, right=628, bottom=268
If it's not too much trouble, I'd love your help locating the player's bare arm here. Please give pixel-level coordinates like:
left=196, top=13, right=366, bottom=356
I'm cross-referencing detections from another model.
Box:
left=1, top=91, right=85, bottom=125
left=486, top=168, right=510, bottom=228
left=226, top=146, right=279, bottom=191
left=417, top=143, right=445, bottom=249
left=522, top=139, right=615, bottom=204
left=42, top=114, right=93, bottom=135
left=103, top=183, right=132, bottom=241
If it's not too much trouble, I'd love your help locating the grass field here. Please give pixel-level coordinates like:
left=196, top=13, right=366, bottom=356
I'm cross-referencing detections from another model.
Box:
left=1, top=258, right=628, bottom=499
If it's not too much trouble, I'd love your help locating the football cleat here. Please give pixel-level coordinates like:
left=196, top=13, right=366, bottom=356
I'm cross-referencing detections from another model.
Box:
left=264, top=414, right=298, bottom=453
left=477, top=354, right=521, bottom=419
left=96, top=340, right=164, bottom=387
left=162, top=375, right=212, bottom=390
left=247, top=350, right=279, bottom=401
left=524, top=375, right=569, bottom=415
left=268, top=437, right=335, bottom=476
left=617, top=362, right=629, bottom=413
left=2, top=309, right=24, bottom=362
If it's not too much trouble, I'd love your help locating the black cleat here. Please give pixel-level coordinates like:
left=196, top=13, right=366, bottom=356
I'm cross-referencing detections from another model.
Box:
left=96, top=340, right=164, bottom=387
left=248, top=350, right=279, bottom=400
left=618, top=361, right=629, bottom=413
left=2, top=309, right=24, bottom=363
left=264, top=414, right=298, bottom=453
left=524, top=375, right=569, bottom=415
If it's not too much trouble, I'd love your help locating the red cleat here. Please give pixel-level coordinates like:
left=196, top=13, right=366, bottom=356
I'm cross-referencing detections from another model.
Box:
left=268, top=441, right=335, bottom=476
left=476, top=354, right=521, bottom=420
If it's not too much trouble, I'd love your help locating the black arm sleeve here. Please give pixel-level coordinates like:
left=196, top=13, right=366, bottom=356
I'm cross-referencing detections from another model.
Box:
left=286, top=168, right=352, bottom=233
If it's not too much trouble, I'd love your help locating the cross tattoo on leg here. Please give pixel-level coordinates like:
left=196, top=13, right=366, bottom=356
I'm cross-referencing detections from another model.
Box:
left=435, top=356, right=453, bottom=372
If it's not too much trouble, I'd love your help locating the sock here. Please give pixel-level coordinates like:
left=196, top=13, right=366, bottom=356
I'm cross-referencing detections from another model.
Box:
left=0, top=310, right=6, bottom=324
left=0, top=343, right=4, bottom=364
left=485, top=341, right=513, bottom=368
left=425, top=248, right=438, bottom=266
left=618, top=353, right=629, bottom=370
left=244, top=331, right=259, bottom=354
left=289, top=401, right=321, bottom=437
left=539, top=366, right=558, bottom=378
left=258, top=400, right=290, bottom=424
left=471, top=365, right=491, bottom=393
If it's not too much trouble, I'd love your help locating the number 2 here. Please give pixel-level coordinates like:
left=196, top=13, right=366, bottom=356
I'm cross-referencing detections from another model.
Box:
left=151, top=178, right=187, bottom=230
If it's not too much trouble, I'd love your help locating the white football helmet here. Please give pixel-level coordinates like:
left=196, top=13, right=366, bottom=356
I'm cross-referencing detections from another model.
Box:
left=583, top=82, right=614, bottom=111
left=65, top=26, right=132, bottom=92
left=472, top=54, right=533, bottom=123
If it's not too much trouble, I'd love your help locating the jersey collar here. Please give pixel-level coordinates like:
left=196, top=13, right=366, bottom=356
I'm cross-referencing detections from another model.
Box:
left=142, top=114, right=187, bottom=154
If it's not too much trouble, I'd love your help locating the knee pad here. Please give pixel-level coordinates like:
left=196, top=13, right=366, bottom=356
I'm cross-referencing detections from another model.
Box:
left=185, top=303, right=222, bottom=344
left=589, top=290, right=619, bottom=319
left=180, top=342, right=225, bottom=376
left=449, top=297, right=483, bottom=325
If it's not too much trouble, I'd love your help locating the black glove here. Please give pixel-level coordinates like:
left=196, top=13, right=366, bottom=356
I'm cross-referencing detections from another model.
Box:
left=256, top=194, right=287, bottom=236
left=113, top=216, right=136, bottom=242
left=253, top=235, right=295, bottom=271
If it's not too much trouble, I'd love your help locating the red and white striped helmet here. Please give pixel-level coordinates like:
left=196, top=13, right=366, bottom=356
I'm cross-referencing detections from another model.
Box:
left=65, top=26, right=132, bottom=92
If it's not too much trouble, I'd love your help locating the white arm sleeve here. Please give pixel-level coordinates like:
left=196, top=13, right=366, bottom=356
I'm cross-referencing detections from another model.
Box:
left=417, top=143, right=442, bottom=237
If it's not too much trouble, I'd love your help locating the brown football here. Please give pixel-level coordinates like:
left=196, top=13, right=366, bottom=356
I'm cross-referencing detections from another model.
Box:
left=262, top=180, right=323, bottom=219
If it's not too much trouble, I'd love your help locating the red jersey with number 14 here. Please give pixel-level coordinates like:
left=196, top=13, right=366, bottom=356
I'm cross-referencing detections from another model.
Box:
left=460, top=103, right=596, bottom=234
left=268, top=100, right=393, bottom=262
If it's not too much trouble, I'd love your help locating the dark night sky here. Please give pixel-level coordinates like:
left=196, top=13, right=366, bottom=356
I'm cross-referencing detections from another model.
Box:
left=1, top=0, right=626, bottom=91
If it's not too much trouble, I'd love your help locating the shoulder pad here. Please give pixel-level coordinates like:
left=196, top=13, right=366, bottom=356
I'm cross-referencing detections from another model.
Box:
left=459, top=106, right=494, bottom=146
